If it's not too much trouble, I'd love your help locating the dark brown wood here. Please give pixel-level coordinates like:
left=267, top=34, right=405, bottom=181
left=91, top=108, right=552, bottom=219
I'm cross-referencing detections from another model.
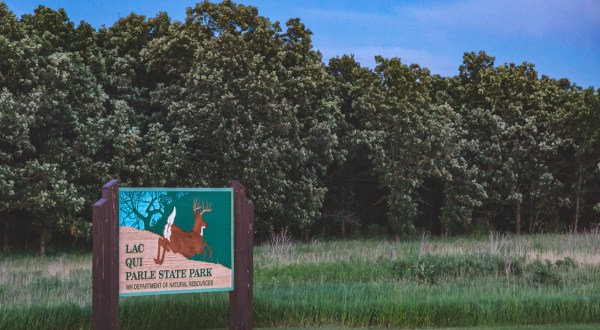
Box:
left=229, top=181, right=254, bottom=330
left=92, top=197, right=108, bottom=329
left=93, top=179, right=119, bottom=330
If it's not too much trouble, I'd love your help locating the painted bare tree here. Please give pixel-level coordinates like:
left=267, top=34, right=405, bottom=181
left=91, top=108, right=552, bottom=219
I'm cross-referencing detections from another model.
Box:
left=120, top=191, right=169, bottom=230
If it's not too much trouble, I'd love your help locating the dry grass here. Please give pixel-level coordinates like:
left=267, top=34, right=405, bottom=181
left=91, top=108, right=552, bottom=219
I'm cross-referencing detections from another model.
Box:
left=254, top=230, right=600, bottom=268
left=2, top=231, right=600, bottom=328
left=0, top=253, right=91, bottom=306
left=1, top=229, right=599, bottom=308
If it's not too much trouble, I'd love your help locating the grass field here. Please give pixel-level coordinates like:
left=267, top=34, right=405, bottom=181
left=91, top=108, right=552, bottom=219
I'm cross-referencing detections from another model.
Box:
left=261, top=325, right=600, bottom=330
left=1, top=231, right=600, bottom=329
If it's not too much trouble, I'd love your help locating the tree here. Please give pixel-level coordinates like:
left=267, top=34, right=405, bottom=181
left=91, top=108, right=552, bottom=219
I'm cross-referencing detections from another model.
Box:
left=140, top=1, right=342, bottom=239
left=367, top=56, right=457, bottom=238
left=0, top=89, right=34, bottom=252
left=3, top=7, right=112, bottom=254
left=323, top=55, right=386, bottom=237
left=456, top=52, right=564, bottom=234
left=555, top=85, right=600, bottom=231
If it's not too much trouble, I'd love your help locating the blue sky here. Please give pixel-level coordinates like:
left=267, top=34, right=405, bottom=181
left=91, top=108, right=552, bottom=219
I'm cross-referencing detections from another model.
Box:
left=4, top=0, right=599, bottom=88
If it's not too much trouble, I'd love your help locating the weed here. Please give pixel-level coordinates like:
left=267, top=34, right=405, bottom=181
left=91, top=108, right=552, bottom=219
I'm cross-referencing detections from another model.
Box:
left=526, top=259, right=562, bottom=286
left=412, top=256, right=438, bottom=284
left=555, top=256, right=577, bottom=270
left=266, top=227, right=296, bottom=264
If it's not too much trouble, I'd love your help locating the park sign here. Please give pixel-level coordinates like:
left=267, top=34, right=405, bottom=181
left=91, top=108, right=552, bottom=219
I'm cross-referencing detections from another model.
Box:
left=118, top=187, right=233, bottom=296
left=93, top=180, right=253, bottom=329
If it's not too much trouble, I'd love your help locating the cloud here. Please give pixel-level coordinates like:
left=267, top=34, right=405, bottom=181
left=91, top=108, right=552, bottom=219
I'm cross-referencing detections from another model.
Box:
left=319, top=46, right=457, bottom=77
left=402, top=0, right=600, bottom=43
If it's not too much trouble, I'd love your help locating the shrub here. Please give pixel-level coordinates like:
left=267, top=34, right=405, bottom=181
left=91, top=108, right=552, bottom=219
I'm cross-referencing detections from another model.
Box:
left=394, top=254, right=525, bottom=284
left=526, top=259, right=562, bottom=286
left=554, top=256, right=577, bottom=271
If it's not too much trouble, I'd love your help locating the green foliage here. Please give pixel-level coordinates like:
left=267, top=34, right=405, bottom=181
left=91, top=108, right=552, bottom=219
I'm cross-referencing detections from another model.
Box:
left=394, top=254, right=525, bottom=284
left=0, top=2, right=599, bottom=249
left=139, top=1, right=342, bottom=238
left=526, top=257, right=577, bottom=286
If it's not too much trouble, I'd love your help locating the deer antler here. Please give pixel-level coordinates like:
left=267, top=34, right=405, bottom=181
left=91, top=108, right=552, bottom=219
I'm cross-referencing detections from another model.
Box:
left=193, top=198, right=212, bottom=215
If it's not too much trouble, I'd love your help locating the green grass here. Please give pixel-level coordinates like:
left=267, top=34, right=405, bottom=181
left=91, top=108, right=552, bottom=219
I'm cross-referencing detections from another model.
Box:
left=260, top=325, right=600, bottom=330
left=2, top=232, right=600, bottom=329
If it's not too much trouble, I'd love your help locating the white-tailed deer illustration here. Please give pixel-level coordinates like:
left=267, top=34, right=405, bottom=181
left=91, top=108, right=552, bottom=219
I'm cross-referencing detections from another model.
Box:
left=154, top=198, right=213, bottom=265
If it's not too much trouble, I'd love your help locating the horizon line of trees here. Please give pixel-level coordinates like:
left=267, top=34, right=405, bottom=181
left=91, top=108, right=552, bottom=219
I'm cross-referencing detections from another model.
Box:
left=0, top=1, right=598, bottom=255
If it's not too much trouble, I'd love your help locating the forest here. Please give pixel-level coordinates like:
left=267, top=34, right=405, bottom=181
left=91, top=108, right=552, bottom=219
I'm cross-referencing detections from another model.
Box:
left=0, top=1, right=599, bottom=255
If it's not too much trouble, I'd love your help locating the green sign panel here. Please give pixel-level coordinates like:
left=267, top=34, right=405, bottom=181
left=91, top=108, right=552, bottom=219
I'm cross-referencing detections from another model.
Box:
left=118, top=187, right=233, bottom=296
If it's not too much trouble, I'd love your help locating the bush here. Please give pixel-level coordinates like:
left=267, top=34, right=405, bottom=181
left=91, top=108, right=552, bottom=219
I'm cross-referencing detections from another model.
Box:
left=526, top=259, right=561, bottom=286
left=394, top=254, right=524, bottom=284
left=363, top=224, right=389, bottom=238
left=526, top=257, right=576, bottom=286
left=554, top=256, right=577, bottom=270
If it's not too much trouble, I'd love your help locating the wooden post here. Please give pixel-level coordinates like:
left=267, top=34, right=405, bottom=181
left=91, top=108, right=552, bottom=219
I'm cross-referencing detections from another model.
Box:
left=93, top=179, right=120, bottom=330
left=229, top=181, right=254, bottom=330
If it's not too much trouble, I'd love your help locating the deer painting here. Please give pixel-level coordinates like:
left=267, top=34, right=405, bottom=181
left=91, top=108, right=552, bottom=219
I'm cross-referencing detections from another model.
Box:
left=154, top=198, right=213, bottom=265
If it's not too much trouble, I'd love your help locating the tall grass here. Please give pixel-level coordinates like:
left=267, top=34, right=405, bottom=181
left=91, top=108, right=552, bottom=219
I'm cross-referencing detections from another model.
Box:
left=0, top=253, right=91, bottom=307
left=1, top=232, right=600, bottom=329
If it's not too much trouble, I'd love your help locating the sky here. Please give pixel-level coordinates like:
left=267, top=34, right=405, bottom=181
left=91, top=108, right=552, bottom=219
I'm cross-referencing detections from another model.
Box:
left=4, top=0, right=599, bottom=88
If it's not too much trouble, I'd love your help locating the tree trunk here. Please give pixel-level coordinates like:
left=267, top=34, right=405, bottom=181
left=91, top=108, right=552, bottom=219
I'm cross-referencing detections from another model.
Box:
left=528, top=182, right=536, bottom=234
left=2, top=222, right=8, bottom=253
left=40, top=225, right=48, bottom=257
left=341, top=219, right=346, bottom=238
left=428, top=208, right=435, bottom=234
left=515, top=204, right=522, bottom=235
left=574, top=162, right=583, bottom=233
left=528, top=212, right=535, bottom=234
left=25, top=230, right=31, bottom=249
left=394, top=234, right=400, bottom=243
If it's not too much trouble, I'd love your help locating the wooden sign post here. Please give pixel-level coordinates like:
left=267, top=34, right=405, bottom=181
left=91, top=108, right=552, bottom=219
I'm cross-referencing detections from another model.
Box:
left=92, top=180, right=253, bottom=329
left=92, top=179, right=119, bottom=330
left=229, top=181, right=254, bottom=329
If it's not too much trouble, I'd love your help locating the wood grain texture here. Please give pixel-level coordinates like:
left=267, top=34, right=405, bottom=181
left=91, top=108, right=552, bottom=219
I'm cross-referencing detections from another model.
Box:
left=93, top=179, right=119, bottom=330
left=229, top=180, right=254, bottom=330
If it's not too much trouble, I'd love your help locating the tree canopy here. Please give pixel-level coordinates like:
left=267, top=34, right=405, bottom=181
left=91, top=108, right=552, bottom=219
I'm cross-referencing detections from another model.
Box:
left=0, top=2, right=598, bottom=254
